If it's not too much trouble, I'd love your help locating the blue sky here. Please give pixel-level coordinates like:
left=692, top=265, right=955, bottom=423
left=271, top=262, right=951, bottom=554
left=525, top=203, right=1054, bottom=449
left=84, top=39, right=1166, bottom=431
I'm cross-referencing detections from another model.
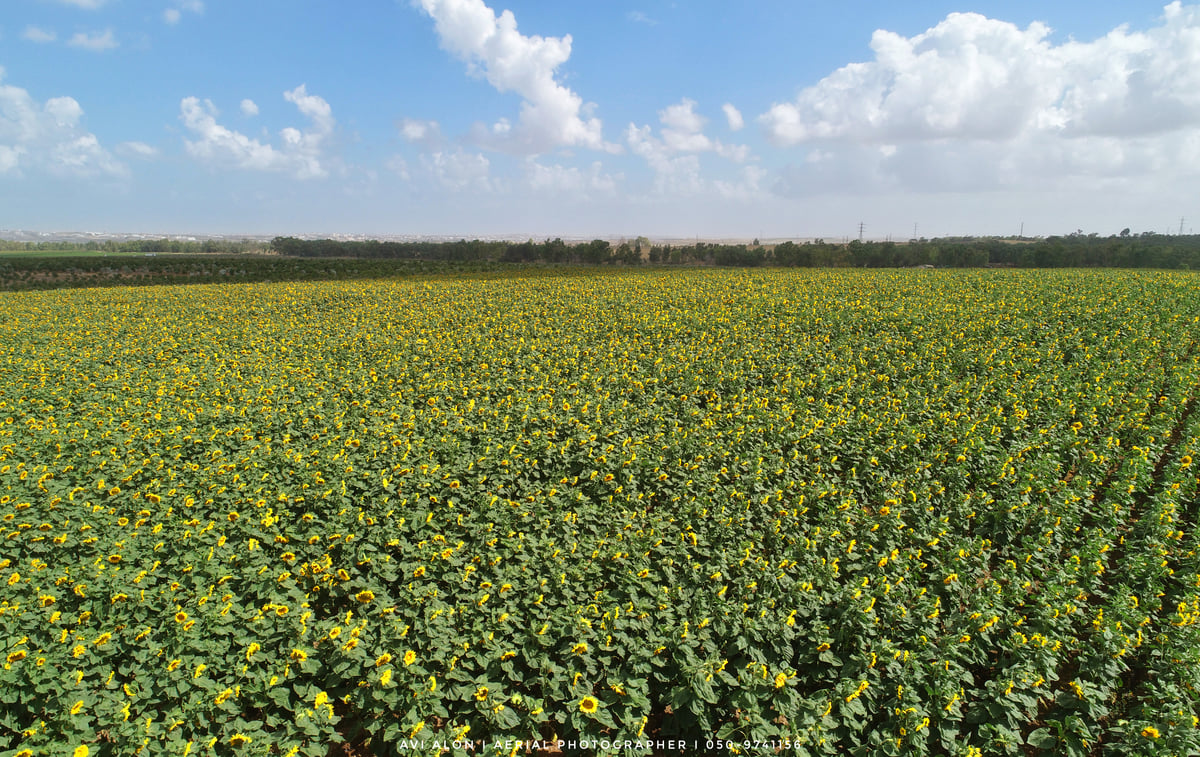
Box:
left=1, top=0, right=1197, bottom=238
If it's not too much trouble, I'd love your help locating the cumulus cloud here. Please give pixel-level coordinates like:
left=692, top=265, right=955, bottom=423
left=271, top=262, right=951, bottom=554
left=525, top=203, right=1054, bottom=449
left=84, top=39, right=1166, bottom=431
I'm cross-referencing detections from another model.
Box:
left=0, top=70, right=125, bottom=178
left=283, top=84, right=334, bottom=134
left=761, top=3, right=1200, bottom=194
left=415, top=0, right=619, bottom=154
left=722, top=103, right=744, bottom=132
left=22, top=26, right=58, bottom=43
left=240, top=99, right=258, bottom=117
left=179, top=85, right=336, bottom=179
left=525, top=159, right=620, bottom=195
left=398, top=118, right=443, bottom=149
left=421, top=149, right=493, bottom=191
left=67, top=29, right=118, bottom=51
left=760, top=13, right=1061, bottom=144
left=660, top=99, right=713, bottom=152
left=627, top=124, right=704, bottom=196
left=626, top=99, right=751, bottom=192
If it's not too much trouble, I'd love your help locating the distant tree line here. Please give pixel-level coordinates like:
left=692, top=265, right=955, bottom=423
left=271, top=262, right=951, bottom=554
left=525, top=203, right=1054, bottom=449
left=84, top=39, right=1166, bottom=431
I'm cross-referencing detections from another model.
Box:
left=268, top=232, right=1200, bottom=269
left=0, top=238, right=265, bottom=254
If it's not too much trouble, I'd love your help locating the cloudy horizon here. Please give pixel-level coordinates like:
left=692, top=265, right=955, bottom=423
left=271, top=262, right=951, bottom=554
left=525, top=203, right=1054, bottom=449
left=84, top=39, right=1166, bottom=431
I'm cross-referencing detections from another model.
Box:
left=2, top=1, right=1198, bottom=239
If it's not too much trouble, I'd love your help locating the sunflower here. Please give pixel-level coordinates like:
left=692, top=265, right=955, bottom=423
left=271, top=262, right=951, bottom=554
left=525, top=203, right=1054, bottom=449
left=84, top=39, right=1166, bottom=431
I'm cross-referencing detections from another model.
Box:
left=403, top=650, right=417, bottom=666
left=579, top=696, right=599, bottom=714
left=355, top=590, right=375, bottom=603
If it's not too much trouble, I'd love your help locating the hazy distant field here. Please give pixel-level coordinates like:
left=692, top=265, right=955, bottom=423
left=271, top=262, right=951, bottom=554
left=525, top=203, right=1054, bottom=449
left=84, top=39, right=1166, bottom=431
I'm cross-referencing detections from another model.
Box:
left=0, top=248, right=147, bottom=258
left=1, top=268, right=1198, bottom=756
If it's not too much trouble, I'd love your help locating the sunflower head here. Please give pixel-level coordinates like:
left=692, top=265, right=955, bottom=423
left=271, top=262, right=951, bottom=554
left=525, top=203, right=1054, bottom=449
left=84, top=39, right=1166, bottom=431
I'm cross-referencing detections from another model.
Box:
left=579, top=696, right=599, bottom=714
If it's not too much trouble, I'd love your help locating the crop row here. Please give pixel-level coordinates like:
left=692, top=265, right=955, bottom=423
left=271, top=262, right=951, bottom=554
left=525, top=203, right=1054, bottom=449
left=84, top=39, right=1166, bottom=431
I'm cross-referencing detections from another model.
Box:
left=0, top=269, right=1198, bottom=756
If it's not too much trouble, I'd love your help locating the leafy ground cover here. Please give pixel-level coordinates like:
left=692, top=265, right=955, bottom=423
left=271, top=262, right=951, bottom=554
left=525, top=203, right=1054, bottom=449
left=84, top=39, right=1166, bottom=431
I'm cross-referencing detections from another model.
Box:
left=0, top=255, right=497, bottom=292
left=1, top=268, right=1198, bottom=756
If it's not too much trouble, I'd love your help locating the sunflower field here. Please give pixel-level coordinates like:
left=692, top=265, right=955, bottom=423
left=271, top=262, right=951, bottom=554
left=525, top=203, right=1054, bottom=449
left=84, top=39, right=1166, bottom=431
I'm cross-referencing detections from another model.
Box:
left=1, top=268, right=1199, bottom=756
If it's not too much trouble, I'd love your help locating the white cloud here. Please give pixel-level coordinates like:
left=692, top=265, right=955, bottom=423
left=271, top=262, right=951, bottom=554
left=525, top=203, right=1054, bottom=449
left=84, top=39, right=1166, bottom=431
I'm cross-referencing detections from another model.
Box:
left=22, top=26, right=58, bottom=43
left=399, top=118, right=443, bottom=148
left=760, top=13, right=1060, bottom=144
left=625, top=98, right=752, bottom=194
left=49, top=0, right=108, bottom=8
left=67, top=29, right=118, bottom=52
left=722, top=103, right=744, bottom=131
left=659, top=99, right=748, bottom=160
left=180, top=99, right=281, bottom=171
left=415, top=0, right=619, bottom=155
left=179, top=85, right=336, bottom=179
left=0, top=70, right=125, bottom=178
left=626, top=123, right=704, bottom=196
left=117, top=141, right=158, bottom=158
left=660, top=99, right=713, bottom=152
left=44, top=97, right=84, bottom=128
left=715, top=165, right=768, bottom=200
left=386, top=155, right=410, bottom=180
left=761, top=3, right=1200, bottom=194
left=240, top=99, right=259, bottom=117
left=284, top=84, right=334, bottom=135
left=525, top=159, right=619, bottom=195
left=627, top=11, right=656, bottom=26
left=0, top=146, right=23, bottom=175
left=421, top=149, right=493, bottom=191
left=165, top=0, right=204, bottom=24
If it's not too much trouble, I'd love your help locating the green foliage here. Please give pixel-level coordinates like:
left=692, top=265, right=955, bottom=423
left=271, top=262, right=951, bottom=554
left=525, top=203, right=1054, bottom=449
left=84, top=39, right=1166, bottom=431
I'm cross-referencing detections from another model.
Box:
left=0, top=269, right=1198, bottom=755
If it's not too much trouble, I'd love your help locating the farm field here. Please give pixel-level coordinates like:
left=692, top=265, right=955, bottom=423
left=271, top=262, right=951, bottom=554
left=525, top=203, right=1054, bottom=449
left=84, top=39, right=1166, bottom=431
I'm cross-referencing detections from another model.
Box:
left=1, top=268, right=1199, bottom=756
